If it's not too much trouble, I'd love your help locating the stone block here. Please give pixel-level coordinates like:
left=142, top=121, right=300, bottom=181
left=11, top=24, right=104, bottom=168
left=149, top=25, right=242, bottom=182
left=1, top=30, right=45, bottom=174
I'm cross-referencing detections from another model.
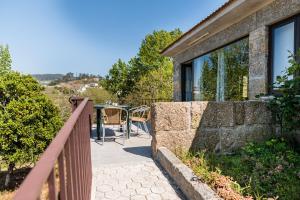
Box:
left=191, top=101, right=209, bottom=129
left=244, top=101, right=272, bottom=125
left=191, top=128, right=220, bottom=152
left=248, top=78, right=268, bottom=100
left=234, top=101, right=245, bottom=125
left=201, top=102, right=235, bottom=127
left=152, top=130, right=197, bottom=155
left=249, top=55, right=268, bottom=77
left=199, top=103, right=217, bottom=128
left=151, top=102, right=190, bottom=131
left=219, top=124, right=274, bottom=153
left=216, top=102, right=235, bottom=127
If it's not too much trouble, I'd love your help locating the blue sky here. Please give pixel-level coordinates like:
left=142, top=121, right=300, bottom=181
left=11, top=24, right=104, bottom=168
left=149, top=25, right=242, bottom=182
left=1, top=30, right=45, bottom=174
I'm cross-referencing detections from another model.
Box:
left=0, top=0, right=226, bottom=76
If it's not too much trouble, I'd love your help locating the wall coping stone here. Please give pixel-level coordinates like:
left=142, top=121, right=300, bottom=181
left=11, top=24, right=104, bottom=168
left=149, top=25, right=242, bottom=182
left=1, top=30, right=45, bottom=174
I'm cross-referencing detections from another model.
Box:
left=156, top=147, right=222, bottom=200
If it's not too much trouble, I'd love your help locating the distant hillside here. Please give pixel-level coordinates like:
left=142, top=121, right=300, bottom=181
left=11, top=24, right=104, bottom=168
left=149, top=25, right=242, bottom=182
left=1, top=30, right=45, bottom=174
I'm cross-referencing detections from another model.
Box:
left=32, top=74, right=64, bottom=81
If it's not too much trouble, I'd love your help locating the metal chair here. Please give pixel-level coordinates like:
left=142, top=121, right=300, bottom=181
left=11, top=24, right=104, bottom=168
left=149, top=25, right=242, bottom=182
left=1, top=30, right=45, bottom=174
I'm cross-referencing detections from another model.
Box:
left=130, top=105, right=151, bottom=137
left=101, top=107, right=128, bottom=145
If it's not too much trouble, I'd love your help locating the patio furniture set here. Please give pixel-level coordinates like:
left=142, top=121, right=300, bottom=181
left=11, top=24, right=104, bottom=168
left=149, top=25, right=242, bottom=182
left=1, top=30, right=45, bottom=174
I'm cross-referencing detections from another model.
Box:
left=94, top=104, right=151, bottom=145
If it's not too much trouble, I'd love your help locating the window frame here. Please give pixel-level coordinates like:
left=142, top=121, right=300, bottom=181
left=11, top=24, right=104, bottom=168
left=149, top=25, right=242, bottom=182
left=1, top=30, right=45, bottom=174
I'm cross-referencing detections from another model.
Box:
left=269, top=14, right=300, bottom=94
left=181, top=63, right=193, bottom=101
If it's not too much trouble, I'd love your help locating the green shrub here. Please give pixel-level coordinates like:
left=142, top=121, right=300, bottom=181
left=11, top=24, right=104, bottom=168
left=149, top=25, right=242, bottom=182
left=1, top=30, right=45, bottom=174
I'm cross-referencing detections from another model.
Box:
left=257, top=51, right=300, bottom=140
left=0, top=72, right=62, bottom=187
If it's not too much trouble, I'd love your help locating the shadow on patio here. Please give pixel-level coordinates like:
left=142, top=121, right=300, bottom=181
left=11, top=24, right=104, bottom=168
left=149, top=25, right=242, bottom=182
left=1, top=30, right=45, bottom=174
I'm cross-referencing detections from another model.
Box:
left=90, top=124, right=153, bottom=167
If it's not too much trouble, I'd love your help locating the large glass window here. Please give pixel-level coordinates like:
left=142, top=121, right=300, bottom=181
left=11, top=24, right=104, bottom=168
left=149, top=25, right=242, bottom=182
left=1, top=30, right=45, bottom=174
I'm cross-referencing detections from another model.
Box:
left=223, top=39, right=249, bottom=101
left=193, top=54, right=217, bottom=101
left=183, top=37, right=249, bottom=101
left=271, top=15, right=300, bottom=90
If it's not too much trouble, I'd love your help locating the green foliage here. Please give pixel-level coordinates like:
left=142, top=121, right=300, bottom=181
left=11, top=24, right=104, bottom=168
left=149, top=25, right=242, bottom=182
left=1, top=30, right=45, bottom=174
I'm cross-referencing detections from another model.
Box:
left=179, top=139, right=300, bottom=200
left=44, top=86, right=72, bottom=122
left=82, top=87, right=116, bottom=104
left=100, top=59, right=133, bottom=101
left=0, top=72, right=62, bottom=170
left=130, top=29, right=182, bottom=101
left=138, top=29, right=182, bottom=69
left=132, top=62, right=173, bottom=101
left=101, top=29, right=182, bottom=103
left=266, top=51, right=300, bottom=136
left=0, top=45, right=12, bottom=75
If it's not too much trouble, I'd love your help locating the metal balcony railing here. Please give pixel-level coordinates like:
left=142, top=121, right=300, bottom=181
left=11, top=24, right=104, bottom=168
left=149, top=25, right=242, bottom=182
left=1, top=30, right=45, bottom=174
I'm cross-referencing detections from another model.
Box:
left=14, top=97, right=93, bottom=200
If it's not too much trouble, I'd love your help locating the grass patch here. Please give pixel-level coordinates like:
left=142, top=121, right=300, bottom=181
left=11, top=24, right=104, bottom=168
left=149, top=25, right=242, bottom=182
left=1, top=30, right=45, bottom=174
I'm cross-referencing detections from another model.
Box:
left=176, top=138, right=300, bottom=200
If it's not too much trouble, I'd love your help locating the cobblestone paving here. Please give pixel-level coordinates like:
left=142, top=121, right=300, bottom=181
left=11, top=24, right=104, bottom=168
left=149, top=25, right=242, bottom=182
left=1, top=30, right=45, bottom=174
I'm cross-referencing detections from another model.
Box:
left=93, top=161, right=184, bottom=200
left=91, top=125, right=185, bottom=200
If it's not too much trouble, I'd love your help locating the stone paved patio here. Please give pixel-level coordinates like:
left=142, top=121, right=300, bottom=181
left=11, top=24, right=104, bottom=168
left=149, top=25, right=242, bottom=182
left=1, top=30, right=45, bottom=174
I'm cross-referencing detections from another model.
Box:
left=90, top=125, right=185, bottom=200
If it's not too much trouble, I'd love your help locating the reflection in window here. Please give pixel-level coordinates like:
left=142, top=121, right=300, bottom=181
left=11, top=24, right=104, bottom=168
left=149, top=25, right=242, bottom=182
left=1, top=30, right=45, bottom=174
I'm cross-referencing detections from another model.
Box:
left=191, top=37, right=249, bottom=101
left=223, top=39, right=249, bottom=100
left=272, top=22, right=294, bottom=87
left=193, top=54, right=217, bottom=101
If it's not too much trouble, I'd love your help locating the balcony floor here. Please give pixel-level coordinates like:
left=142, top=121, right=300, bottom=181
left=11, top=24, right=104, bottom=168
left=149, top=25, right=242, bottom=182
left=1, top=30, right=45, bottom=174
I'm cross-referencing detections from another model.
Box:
left=90, top=124, right=185, bottom=200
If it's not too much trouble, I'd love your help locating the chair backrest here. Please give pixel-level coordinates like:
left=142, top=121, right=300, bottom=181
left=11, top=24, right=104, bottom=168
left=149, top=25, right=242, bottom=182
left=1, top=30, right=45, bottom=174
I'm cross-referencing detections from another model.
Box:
left=102, top=108, right=122, bottom=125
left=131, top=105, right=150, bottom=121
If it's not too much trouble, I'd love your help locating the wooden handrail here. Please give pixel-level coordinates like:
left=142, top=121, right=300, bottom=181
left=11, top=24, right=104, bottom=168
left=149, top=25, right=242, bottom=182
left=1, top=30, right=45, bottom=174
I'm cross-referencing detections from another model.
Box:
left=14, top=98, right=93, bottom=200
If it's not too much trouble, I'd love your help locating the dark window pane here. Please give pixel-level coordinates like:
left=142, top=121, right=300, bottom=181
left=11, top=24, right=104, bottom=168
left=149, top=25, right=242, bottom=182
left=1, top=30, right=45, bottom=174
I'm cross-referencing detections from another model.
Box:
left=185, top=66, right=192, bottom=101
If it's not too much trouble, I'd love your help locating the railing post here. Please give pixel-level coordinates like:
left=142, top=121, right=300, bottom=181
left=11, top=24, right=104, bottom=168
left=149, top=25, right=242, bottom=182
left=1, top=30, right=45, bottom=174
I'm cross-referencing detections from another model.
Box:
left=69, top=96, right=85, bottom=112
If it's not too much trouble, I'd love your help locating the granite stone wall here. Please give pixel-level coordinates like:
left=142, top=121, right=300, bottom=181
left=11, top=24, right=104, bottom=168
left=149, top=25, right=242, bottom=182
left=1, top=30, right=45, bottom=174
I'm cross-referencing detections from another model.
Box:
left=151, top=101, right=274, bottom=155
left=173, top=0, right=300, bottom=101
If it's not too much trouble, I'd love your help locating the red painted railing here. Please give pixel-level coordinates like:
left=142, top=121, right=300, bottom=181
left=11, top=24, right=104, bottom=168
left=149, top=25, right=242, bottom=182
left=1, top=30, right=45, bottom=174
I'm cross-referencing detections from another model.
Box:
left=14, top=98, right=93, bottom=200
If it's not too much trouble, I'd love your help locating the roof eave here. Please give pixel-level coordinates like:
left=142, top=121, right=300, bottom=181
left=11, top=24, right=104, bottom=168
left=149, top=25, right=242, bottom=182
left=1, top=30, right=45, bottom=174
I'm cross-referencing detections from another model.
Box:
left=162, top=0, right=274, bottom=57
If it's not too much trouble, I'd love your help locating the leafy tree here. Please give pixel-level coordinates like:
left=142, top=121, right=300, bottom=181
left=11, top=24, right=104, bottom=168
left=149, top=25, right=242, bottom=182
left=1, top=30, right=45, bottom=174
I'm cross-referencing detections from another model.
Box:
left=0, top=72, right=62, bottom=187
left=0, top=45, right=12, bottom=75
left=138, top=29, right=182, bottom=69
left=132, top=62, right=174, bottom=102
left=101, top=29, right=182, bottom=102
left=101, top=59, right=133, bottom=101
left=130, top=29, right=182, bottom=101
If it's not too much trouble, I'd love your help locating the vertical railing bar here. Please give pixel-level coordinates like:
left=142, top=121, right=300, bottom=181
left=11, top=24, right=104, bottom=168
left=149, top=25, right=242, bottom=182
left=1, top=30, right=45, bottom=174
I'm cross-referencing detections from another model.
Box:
left=84, top=104, right=89, bottom=199
left=88, top=102, right=93, bottom=199
left=76, top=124, right=82, bottom=200
left=75, top=117, right=81, bottom=200
left=70, top=128, right=79, bottom=200
left=47, top=168, right=57, bottom=200
left=78, top=112, right=84, bottom=200
left=58, top=150, right=67, bottom=200
left=79, top=114, right=85, bottom=200
left=83, top=111, right=87, bottom=199
left=86, top=105, right=91, bottom=198
left=82, top=110, right=87, bottom=199
left=65, top=138, right=74, bottom=200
